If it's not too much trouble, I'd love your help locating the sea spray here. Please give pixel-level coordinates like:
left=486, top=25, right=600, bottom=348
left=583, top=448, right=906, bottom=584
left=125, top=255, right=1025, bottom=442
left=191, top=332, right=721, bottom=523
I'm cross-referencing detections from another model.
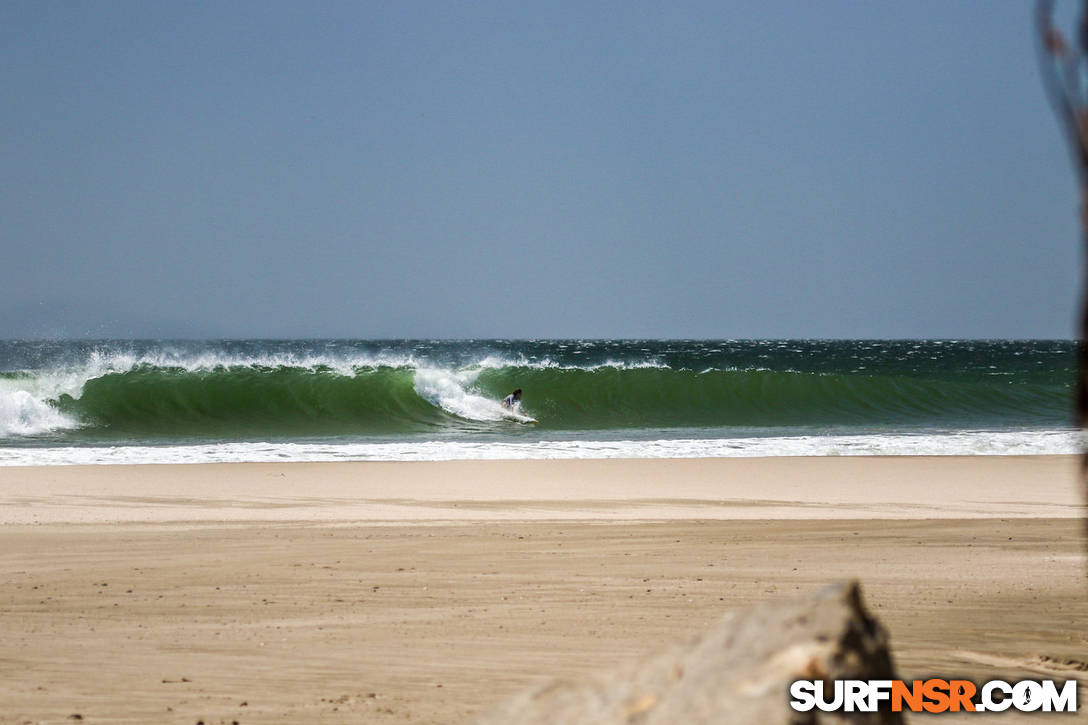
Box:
left=0, top=386, right=76, bottom=437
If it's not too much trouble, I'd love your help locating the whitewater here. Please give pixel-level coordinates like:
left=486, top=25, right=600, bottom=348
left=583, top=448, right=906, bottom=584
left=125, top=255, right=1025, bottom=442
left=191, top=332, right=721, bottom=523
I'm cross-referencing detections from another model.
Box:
left=0, top=339, right=1076, bottom=465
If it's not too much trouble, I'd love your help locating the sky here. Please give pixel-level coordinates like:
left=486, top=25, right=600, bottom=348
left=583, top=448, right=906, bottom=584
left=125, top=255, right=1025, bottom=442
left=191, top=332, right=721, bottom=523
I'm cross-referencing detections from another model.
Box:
left=0, top=1, right=1081, bottom=339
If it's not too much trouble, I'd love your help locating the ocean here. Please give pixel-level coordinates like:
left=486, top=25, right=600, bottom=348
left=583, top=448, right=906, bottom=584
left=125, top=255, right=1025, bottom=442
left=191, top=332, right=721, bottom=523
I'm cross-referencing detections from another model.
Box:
left=0, top=339, right=1077, bottom=466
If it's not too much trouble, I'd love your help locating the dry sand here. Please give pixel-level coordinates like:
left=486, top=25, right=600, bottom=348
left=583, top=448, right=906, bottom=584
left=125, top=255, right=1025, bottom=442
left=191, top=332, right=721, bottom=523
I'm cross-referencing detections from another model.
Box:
left=0, top=456, right=1085, bottom=723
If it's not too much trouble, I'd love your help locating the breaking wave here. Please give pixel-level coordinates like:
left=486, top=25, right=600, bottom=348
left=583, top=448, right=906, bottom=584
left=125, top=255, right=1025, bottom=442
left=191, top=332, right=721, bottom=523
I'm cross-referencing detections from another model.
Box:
left=0, top=346, right=1073, bottom=440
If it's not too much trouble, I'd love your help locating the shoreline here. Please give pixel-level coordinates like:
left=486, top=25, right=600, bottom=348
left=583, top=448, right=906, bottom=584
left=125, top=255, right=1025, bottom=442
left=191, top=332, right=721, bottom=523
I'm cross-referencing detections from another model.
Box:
left=0, top=427, right=1080, bottom=466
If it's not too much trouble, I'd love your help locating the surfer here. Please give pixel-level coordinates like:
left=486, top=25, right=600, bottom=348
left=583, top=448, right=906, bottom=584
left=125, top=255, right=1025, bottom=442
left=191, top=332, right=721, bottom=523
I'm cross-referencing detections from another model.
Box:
left=501, top=388, right=522, bottom=410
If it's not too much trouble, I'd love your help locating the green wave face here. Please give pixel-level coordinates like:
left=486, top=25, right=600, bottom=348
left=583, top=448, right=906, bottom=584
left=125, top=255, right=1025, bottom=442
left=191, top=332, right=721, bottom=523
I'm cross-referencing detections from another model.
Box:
left=472, top=366, right=1072, bottom=429
left=53, top=365, right=457, bottom=436
left=42, top=361, right=1073, bottom=438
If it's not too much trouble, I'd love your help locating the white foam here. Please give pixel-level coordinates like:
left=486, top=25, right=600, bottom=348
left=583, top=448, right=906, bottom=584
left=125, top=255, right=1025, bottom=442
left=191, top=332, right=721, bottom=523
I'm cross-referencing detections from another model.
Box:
left=0, top=386, right=77, bottom=437
left=0, top=429, right=1079, bottom=466
left=412, top=367, right=509, bottom=421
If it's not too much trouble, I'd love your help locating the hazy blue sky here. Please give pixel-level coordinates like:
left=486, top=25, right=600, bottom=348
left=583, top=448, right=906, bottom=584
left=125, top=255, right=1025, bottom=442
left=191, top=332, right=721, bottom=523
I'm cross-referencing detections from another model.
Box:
left=0, top=1, right=1080, bottom=339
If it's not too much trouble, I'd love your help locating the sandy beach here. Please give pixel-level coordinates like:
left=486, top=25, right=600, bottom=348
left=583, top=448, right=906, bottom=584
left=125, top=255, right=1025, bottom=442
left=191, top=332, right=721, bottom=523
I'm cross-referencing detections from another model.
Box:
left=1, top=456, right=1085, bottom=723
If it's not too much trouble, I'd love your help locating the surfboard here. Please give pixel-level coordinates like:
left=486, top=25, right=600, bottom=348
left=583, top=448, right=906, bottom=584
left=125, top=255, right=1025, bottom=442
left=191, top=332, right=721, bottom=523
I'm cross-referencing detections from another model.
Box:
left=502, top=409, right=538, bottom=424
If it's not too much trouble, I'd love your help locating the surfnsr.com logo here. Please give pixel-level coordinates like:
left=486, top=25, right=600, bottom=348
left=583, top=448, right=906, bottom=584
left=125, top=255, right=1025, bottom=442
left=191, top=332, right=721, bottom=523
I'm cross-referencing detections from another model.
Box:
left=789, top=678, right=1078, bottom=714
